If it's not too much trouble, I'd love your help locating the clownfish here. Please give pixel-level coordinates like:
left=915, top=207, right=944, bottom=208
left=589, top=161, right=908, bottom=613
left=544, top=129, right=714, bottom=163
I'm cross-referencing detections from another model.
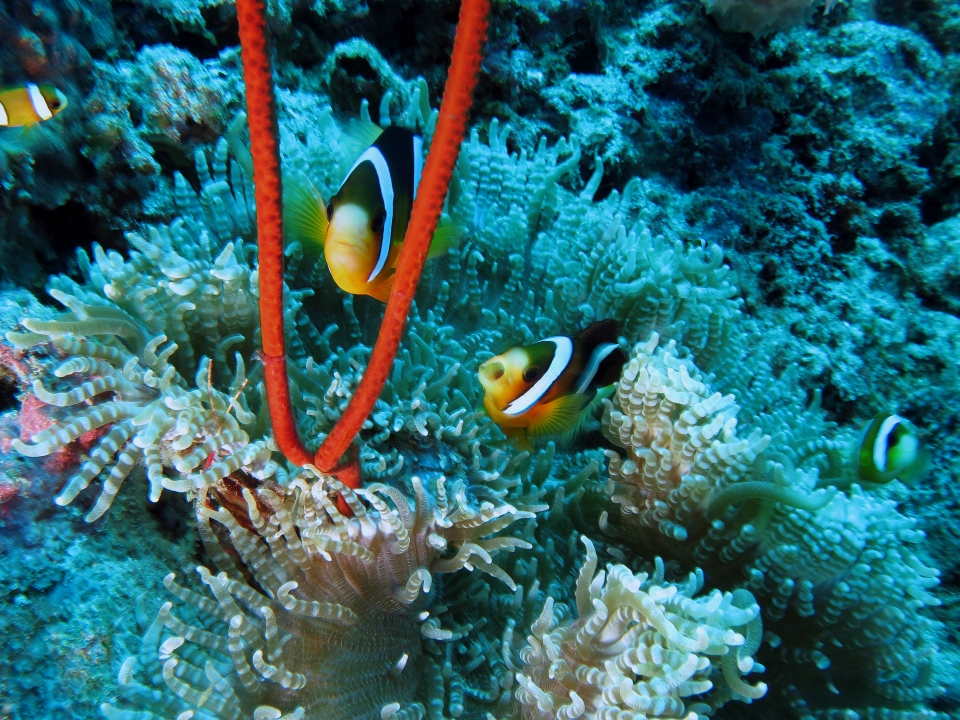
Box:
left=0, top=83, right=68, bottom=128
left=478, top=320, right=627, bottom=447
left=285, top=124, right=460, bottom=302
left=854, top=413, right=928, bottom=484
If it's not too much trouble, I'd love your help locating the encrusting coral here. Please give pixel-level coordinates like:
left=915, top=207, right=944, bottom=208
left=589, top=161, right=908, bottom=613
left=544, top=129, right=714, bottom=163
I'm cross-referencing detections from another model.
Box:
left=700, top=0, right=840, bottom=37
left=5, top=67, right=946, bottom=720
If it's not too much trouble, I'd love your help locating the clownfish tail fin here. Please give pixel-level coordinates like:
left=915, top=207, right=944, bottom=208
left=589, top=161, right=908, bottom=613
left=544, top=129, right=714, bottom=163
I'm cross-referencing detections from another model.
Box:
left=427, top=222, right=464, bottom=260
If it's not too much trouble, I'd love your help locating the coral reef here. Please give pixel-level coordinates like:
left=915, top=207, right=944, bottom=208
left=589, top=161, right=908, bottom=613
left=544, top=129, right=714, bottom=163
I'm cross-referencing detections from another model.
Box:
left=700, top=0, right=839, bottom=37
left=3, top=94, right=949, bottom=719
left=0, top=0, right=958, bottom=716
left=83, top=44, right=240, bottom=179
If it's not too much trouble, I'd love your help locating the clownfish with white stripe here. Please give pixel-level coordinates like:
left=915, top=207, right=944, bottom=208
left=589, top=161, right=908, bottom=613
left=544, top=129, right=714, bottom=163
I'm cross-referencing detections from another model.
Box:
left=478, top=320, right=627, bottom=447
left=854, top=413, right=928, bottom=485
left=284, top=123, right=460, bottom=301
left=0, top=83, right=68, bottom=128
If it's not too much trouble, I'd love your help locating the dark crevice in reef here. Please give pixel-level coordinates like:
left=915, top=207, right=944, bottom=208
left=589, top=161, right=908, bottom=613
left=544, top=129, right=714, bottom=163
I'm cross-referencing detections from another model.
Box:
left=151, top=139, right=203, bottom=193
left=875, top=204, right=920, bottom=243
left=326, top=54, right=389, bottom=123
left=112, top=0, right=231, bottom=60
left=875, top=0, right=960, bottom=54
left=817, top=373, right=859, bottom=426
left=758, top=258, right=788, bottom=306
left=827, top=203, right=862, bottom=254
left=0, top=374, right=17, bottom=414
left=146, top=489, right=194, bottom=541
left=201, top=5, right=240, bottom=50
left=30, top=200, right=126, bottom=304
left=918, top=114, right=960, bottom=225
left=592, top=163, right=627, bottom=202
left=289, top=0, right=461, bottom=94
left=567, top=25, right=603, bottom=75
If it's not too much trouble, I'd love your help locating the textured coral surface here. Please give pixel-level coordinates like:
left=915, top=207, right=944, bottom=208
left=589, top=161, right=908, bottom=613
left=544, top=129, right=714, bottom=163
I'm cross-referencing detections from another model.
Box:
left=0, top=0, right=958, bottom=718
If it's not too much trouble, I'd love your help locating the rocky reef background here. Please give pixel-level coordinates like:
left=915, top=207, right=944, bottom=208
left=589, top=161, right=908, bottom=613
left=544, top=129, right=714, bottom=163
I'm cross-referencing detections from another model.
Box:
left=0, top=0, right=958, bottom=718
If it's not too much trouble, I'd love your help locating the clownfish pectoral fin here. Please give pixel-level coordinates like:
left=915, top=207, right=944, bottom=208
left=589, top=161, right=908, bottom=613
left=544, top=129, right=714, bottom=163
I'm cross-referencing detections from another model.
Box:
left=427, top=223, right=464, bottom=260
left=527, top=393, right=591, bottom=439
left=368, top=274, right=395, bottom=302
left=283, top=176, right=328, bottom=253
left=561, top=386, right=614, bottom=444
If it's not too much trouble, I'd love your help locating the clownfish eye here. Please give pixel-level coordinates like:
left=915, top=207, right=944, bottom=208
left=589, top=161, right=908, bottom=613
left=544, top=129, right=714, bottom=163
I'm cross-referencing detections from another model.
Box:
left=371, top=208, right=386, bottom=233
left=522, top=367, right=543, bottom=384
left=50, top=100, right=61, bottom=109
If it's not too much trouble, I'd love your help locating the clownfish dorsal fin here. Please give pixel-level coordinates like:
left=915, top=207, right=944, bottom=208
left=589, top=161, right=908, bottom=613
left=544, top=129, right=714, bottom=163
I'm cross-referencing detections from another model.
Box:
left=340, top=117, right=385, bottom=171
left=283, top=175, right=328, bottom=254
left=577, top=319, right=620, bottom=347
left=527, top=393, right=590, bottom=439
left=427, top=222, right=464, bottom=260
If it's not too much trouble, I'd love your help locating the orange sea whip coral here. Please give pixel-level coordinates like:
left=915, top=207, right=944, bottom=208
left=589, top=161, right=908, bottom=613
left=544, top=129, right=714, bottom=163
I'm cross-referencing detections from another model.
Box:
left=237, top=0, right=490, bottom=493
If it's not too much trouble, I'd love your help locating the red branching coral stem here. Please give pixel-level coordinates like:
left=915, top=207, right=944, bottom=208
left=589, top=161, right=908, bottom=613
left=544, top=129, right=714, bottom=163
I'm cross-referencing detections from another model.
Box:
left=237, top=0, right=313, bottom=468
left=238, top=0, right=489, bottom=490
left=314, top=0, right=490, bottom=473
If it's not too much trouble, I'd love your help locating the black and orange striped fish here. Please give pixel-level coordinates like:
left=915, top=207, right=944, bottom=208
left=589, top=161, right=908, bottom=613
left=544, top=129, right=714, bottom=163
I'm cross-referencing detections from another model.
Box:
left=0, top=84, right=68, bottom=127
left=478, top=320, right=626, bottom=446
left=285, top=124, right=459, bottom=301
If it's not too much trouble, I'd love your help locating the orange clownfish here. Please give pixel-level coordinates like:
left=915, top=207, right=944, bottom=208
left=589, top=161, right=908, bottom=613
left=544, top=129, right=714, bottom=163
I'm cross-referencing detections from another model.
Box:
left=285, top=124, right=459, bottom=302
left=478, top=320, right=627, bottom=447
left=0, top=83, right=68, bottom=127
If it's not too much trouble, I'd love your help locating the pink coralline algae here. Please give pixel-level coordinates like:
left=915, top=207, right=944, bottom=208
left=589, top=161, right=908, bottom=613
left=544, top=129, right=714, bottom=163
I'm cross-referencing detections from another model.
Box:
left=0, top=344, right=110, bottom=479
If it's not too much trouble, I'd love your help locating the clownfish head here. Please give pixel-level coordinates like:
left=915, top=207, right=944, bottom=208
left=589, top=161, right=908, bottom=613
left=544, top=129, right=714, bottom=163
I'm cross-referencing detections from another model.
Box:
left=479, top=346, right=550, bottom=414
left=324, top=202, right=386, bottom=294
left=855, top=413, right=927, bottom=485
